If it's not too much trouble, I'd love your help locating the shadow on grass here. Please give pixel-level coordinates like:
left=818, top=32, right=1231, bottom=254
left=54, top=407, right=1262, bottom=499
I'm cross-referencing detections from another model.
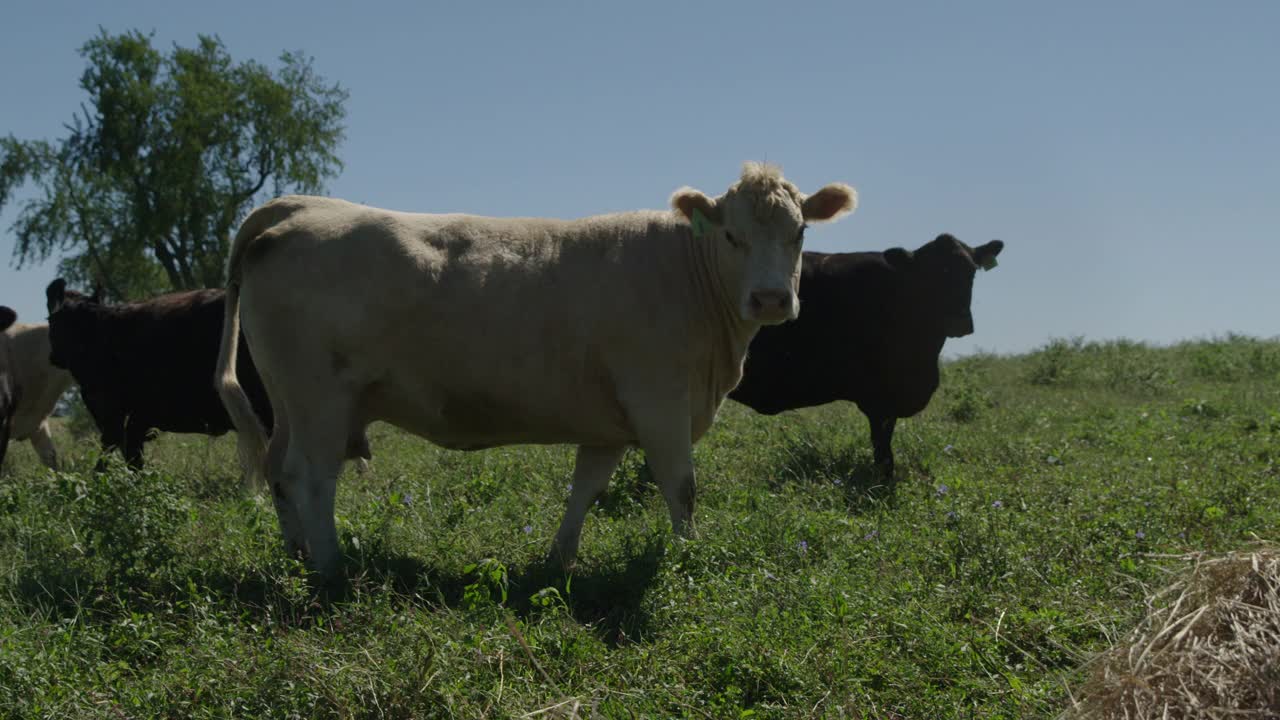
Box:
left=768, top=433, right=900, bottom=511
left=9, top=533, right=665, bottom=649
left=341, top=534, right=664, bottom=647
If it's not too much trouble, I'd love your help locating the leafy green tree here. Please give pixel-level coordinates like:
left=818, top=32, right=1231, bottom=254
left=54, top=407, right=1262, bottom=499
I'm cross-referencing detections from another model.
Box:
left=0, top=29, right=347, bottom=299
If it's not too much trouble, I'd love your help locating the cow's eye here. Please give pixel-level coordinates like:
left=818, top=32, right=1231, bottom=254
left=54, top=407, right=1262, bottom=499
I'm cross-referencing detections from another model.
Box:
left=725, top=231, right=744, bottom=249
left=795, top=225, right=807, bottom=245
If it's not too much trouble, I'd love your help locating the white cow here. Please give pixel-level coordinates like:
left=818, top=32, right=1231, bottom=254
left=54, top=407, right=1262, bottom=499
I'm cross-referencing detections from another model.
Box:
left=2, top=318, right=74, bottom=470
left=217, top=163, right=856, bottom=577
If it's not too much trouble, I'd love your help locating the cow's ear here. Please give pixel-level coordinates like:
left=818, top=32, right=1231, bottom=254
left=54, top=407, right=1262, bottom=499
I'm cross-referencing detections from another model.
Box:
left=670, top=187, right=723, bottom=227
left=974, top=239, right=1003, bottom=271
left=0, top=306, right=16, bottom=332
left=46, top=278, right=68, bottom=314
left=90, top=284, right=104, bottom=304
left=884, top=247, right=914, bottom=269
left=802, top=183, right=858, bottom=223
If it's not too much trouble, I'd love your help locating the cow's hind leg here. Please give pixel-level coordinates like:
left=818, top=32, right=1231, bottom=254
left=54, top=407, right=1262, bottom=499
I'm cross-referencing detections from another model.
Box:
left=263, top=413, right=304, bottom=556
left=0, top=416, right=11, bottom=469
left=30, top=421, right=58, bottom=470
left=268, top=398, right=350, bottom=579
left=347, top=429, right=372, bottom=476
left=550, top=445, right=626, bottom=569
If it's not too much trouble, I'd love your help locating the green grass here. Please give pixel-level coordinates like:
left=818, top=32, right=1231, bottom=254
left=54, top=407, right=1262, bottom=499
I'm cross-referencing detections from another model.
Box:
left=1, top=335, right=1279, bottom=718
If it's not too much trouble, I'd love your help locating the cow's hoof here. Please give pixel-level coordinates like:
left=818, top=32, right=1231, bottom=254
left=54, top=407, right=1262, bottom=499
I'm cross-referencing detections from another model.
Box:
left=546, top=546, right=578, bottom=574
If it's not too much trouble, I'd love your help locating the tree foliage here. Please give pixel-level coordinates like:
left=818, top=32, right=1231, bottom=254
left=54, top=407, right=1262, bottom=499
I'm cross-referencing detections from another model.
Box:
left=0, top=29, right=347, bottom=299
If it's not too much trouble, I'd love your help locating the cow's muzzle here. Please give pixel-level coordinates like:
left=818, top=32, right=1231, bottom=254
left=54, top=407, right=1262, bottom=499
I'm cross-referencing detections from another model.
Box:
left=747, top=289, right=797, bottom=325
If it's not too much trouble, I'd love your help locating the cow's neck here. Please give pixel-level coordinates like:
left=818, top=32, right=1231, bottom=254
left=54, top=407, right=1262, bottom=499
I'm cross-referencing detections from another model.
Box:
left=686, top=233, right=755, bottom=403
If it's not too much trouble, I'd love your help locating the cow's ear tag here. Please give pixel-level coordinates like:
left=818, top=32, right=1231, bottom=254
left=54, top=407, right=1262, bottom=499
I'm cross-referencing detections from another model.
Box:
left=691, top=208, right=713, bottom=240
left=980, top=255, right=998, bottom=271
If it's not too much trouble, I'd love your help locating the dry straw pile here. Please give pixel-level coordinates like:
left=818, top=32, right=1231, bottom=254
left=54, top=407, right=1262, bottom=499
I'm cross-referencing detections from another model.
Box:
left=1066, top=544, right=1280, bottom=719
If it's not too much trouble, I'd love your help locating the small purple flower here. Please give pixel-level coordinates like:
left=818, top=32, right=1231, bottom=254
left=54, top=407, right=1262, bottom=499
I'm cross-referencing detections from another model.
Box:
left=943, top=444, right=955, bottom=455
left=1135, top=530, right=1146, bottom=540
left=522, top=525, right=533, bottom=534
left=401, top=492, right=414, bottom=506
left=833, top=478, right=843, bottom=487
left=566, top=483, right=573, bottom=492
left=946, top=510, right=957, bottom=520
left=936, top=484, right=949, bottom=497
left=863, top=530, right=879, bottom=541
left=764, top=570, right=778, bottom=581
left=797, top=540, right=808, bottom=553
left=991, top=500, right=1003, bottom=509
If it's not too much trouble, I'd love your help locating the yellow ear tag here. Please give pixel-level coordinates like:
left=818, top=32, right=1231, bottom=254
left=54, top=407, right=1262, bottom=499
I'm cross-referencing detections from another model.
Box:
left=980, top=256, right=999, bottom=271
left=691, top=208, right=713, bottom=240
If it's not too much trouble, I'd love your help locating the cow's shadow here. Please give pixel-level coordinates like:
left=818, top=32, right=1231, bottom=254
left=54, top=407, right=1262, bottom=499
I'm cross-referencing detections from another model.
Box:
left=767, top=433, right=902, bottom=511
left=339, top=537, right=664, bottom=647
left=9, top=535, right=665, bottom=649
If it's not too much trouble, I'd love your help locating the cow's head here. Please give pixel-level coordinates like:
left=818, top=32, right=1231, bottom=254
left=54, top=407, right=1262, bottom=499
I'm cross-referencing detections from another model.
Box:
left=0, top=306, right=15, bottom=333
left=672, top=163, right=856, bottom=325
left=884, top=234, right=1004, bottom=338
left=45, top=278, right=105, bottom=371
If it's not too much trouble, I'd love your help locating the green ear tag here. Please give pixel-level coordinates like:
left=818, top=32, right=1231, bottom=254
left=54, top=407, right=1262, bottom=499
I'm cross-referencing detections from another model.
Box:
left=691, top=208, right=712, bottom=240
left=980, top=256, right=999, bottom=271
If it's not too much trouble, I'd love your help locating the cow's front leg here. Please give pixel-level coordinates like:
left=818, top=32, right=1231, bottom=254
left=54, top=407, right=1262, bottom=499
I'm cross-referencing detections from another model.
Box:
left=868, top=414, right=897, bottom=477
left=84, top=396, right=123, bottom=473
left=96, top=428, right=124, bottom=473
left=549, top=445, right=626, bottom=570
left=626, top=392, right=697, bottom=539
left=122, top=428, right=146, bottom=471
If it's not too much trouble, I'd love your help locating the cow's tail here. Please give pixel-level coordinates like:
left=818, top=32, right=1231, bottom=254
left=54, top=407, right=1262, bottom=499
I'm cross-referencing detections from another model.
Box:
left=216, top=200, right=295, bottom=486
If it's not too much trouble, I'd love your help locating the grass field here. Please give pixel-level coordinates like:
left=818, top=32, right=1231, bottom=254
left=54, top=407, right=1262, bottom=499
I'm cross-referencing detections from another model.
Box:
left=2, top=336, right=1279, bottom=718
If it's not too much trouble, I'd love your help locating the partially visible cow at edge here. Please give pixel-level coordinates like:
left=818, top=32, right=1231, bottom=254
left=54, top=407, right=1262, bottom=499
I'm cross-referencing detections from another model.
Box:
left=2, top=312, right=74, bottom=469
left=0, top=306, right=19, bottom=468
left=730, top=233, right=1004, bottom=476
left=217, top=163, right=858, bottom=577
left=46, top=280, right=372, bottom=474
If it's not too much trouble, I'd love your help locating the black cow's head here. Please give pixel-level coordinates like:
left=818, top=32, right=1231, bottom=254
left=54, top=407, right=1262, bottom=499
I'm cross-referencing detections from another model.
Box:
left=884, top=234, right=1003, bottom=338
left=45, top=278, right=105, bottom=372
left=0, top=306, right=16, bottom=333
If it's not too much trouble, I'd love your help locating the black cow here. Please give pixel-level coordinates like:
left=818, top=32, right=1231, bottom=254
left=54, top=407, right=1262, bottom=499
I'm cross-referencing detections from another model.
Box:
left=730, top=234, right=1004, bottom=475
left=45, top=279, right=283, bottom=470
left=0, top=306, right=19, bottom=468
left=47, top=279, right=374, bottom=473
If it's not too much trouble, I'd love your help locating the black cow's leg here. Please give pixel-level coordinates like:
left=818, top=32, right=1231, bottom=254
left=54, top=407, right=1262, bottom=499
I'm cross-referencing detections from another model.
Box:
left=869, top=415, right=897, bottom=477
left=96, top=430, right=122, bottom=473
left=0, top=417, right=11, bottom=469
left=122, top=428, right=145, bottom=471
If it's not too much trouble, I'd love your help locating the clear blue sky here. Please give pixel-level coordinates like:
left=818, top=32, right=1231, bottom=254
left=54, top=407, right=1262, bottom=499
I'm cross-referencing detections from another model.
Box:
left=3, top=0, right=1277, bottom=356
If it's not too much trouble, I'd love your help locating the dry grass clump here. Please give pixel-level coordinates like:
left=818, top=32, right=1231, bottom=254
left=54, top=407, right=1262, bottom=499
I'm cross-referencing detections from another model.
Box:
left=1066, top=544, right=1280, bottom=719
